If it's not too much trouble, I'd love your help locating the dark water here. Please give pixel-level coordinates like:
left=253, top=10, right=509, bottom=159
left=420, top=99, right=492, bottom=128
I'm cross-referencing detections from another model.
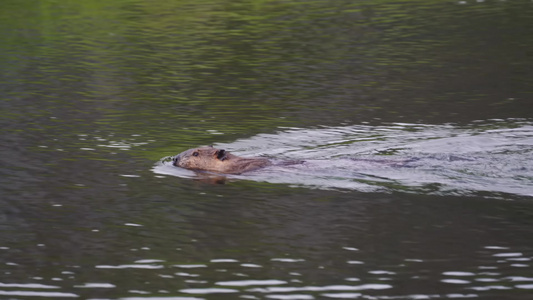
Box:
left=1, top=0, right=533, bottom=299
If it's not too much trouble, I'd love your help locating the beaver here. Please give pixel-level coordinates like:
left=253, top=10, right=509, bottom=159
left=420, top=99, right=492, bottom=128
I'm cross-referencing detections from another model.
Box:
left=172, top=146, right=272, bottom=174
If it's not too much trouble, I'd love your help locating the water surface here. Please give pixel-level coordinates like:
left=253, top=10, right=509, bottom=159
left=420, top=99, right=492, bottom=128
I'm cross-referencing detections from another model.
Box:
left=157, top=119, right=533, bottom=197
left=1, top=0, right=533, bottom=299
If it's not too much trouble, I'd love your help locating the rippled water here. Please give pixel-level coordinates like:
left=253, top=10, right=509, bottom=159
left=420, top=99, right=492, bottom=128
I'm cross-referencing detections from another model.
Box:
left=1, top=0, right=533, bottom=299
left=3, top=189, right=533, bottom=300
left=156, top=119, right=533, bottom=197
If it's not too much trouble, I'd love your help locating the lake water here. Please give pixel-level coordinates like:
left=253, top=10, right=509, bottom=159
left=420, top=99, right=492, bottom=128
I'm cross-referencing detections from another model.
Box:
left=1, top=0, right=533, bottom=299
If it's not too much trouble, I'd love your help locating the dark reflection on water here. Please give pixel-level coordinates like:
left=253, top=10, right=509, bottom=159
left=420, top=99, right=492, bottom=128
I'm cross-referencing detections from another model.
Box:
left=1, top=0, right=533, bottom=299
left=2, top=184, right=533, bottom=299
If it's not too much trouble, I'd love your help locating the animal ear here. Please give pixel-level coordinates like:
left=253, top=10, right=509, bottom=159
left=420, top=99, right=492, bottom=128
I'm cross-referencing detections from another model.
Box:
left=216, top=149, right=227, bottom=161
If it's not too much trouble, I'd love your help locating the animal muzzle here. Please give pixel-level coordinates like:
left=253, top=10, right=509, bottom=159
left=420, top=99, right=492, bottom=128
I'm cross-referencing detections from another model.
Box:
left=172, top=155, right=181, bottom=166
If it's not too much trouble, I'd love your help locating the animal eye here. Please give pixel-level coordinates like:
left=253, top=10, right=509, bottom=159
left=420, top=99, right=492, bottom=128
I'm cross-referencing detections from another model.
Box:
left=216, top=149, right=226, bottom=160
left=193, top=151, right=199, bottom=157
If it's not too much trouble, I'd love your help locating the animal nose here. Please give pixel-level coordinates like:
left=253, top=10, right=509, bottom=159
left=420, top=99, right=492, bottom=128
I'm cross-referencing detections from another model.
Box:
left=172, top=155, right=180, bottom=166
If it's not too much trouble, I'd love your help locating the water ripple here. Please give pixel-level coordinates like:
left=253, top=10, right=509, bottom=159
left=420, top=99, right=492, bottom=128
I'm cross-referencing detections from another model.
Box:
left=157, top=119, right=533, bottom=197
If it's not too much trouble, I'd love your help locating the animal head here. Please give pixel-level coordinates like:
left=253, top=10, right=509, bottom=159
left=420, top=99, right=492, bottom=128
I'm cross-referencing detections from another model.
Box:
left=172, top=146, right=229, bottom=171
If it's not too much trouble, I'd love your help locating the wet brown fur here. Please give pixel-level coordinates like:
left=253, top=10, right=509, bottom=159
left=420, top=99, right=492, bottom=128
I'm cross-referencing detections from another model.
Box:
left=172, top=146, right=271, bottom=174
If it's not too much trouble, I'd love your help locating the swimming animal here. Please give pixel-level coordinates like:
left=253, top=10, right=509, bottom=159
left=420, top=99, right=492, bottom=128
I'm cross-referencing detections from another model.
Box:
left=172, top=146, right=272, bottom=174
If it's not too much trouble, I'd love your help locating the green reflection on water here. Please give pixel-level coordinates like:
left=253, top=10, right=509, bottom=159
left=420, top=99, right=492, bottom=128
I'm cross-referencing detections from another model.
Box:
left=1, top=0, right=532, bottom=160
